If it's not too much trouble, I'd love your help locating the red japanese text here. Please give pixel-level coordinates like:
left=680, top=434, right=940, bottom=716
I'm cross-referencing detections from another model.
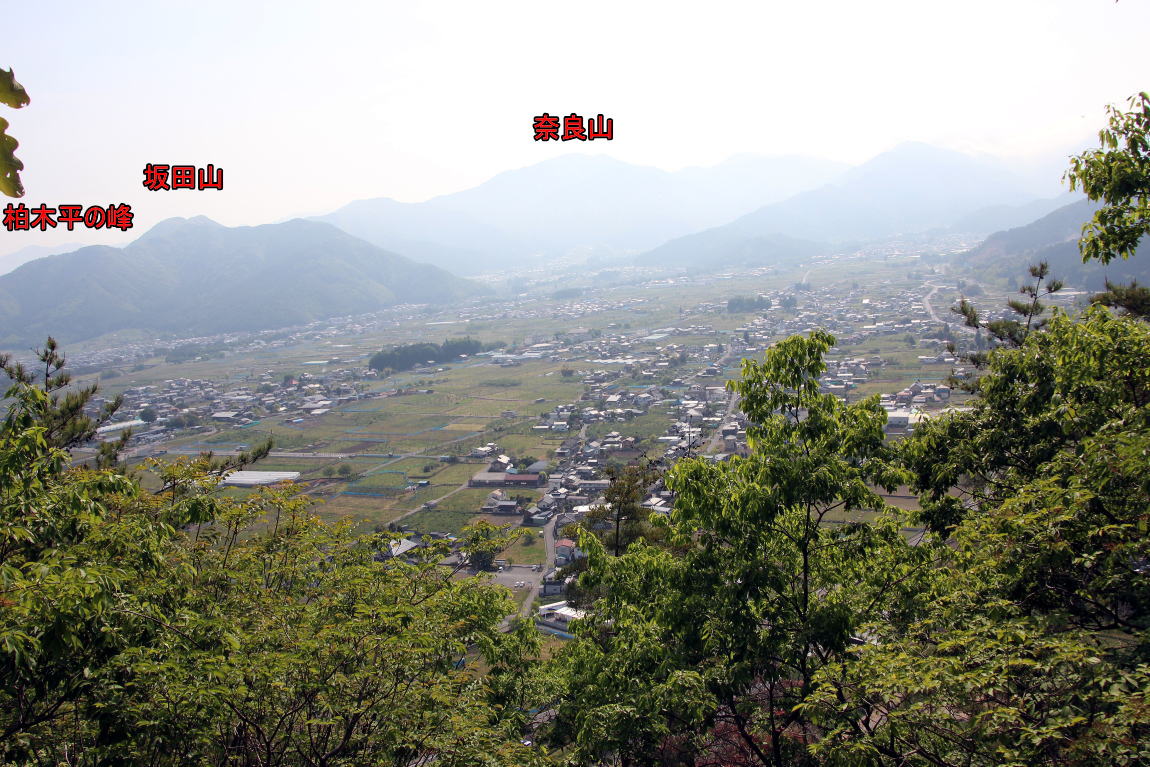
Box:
left=3, top=202, right=134, bottom=232
left=142, top=163, right=224, bottom=190
left=533, top=113, right=613, bottom=141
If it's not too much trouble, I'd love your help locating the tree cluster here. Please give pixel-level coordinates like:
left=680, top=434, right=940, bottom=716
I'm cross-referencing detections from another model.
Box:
left=368, top=337, right=497, bottom=374
left=0, top=357, right=541, bottom=766
left=727, top=295, right=773, bottom=314
left=542, top=307, right=1150, bottom=765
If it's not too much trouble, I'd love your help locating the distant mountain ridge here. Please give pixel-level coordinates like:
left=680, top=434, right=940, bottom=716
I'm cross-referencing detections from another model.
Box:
left=312, top=153, right=849, bottom=273
left=633, top=143, right=1058, bottom=270
left=0, top=217, right=485, bottom=346
left=949, top=193, right=1083, bottom=236
left=0, top=241, right=88, bottom=276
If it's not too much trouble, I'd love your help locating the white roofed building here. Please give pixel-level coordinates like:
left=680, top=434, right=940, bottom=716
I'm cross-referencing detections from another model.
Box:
left=221, top=471, right=300, bottom=487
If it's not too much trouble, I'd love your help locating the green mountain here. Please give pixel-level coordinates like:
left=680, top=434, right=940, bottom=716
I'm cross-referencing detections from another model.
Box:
left=959, top=199, right=1150, bottom=289
left=0, top=217, right=487, bottom=346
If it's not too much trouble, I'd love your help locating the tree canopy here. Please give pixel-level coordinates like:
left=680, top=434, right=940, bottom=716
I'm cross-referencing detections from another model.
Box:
left=0, top=364, right=541, bottom=765
left=368, top=337, right=496, bottom=374
left=1067, top=91, right=1150, bottom=265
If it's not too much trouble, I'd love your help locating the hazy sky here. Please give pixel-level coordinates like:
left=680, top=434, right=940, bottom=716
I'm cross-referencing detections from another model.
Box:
left=2, top=0, right=1148, bottom=256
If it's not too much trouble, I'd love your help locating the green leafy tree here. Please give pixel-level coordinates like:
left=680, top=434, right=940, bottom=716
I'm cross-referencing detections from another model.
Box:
left=548, top=331, right=925, bottom=766
left=1066, top=91, right=1150, bottom=265
left=1069, top=92, right=1150, bottom=322
left=805, top=306, right=1150, bottom=765
left=138, top=406, right=157, bottom=423
left=369, top=338, right=490, bottom=374
left=728, top=296, right=772, bottom=313
left=0, top=382, right=219, bottom=761
left=0, top=373, right=541, bottom=765
left=580, top=461, right=663, bottom=558
left=905, top=305, right=1150, bottom=535
left=459, top=519, right=514, bottom=572
left=112, top=500, right=539, bottom=766
left=167, top=413, right=199, bottom=429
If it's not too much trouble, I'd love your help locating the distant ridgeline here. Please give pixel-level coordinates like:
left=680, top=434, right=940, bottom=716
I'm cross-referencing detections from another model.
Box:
left=368, top=337, right=502, bottom=373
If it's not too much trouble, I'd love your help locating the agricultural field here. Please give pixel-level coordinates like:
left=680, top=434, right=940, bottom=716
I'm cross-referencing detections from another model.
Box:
left=309, top=493, right=406, bottom=533
left=59, top=252, right=1025, bottom=538
left=500, top=529, right=548, bottom=566
left=399, top=510, right=503, bottom=537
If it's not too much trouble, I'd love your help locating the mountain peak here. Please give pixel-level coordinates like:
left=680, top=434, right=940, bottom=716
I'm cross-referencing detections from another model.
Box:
left=135, top=215, right=224, bottom=243
left=0, top=216, right=485, bottom=345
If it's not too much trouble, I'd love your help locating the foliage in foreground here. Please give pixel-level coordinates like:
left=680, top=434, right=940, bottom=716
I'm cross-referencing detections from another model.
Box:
left=806, top=307, right=1150, bottom=765
left=0, top=377, right=541, bottom=766
left=0, top=67, right=29, bottom=198
left=547, top=331, right=931, bottom=766
left=1067, top=91, right=1150, bottom=266
left=546, top=308, right=1150, bottom=766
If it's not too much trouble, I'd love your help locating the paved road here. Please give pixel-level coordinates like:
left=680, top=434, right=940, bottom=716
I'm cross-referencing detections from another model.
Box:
left=699, top=344, right=742, bottom=455
left=923, top=283, right=943, bottom=323
left=704, top=389, right=741, bottom=454
left=503, top=511, right=561, bottom=609
left=923, top=281, right=978, bottom=337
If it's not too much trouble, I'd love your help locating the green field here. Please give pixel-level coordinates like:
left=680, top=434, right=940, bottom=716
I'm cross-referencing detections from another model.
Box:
left=500, top=529, right=548, bottom=565
left=399, top=510, right=505, bottom=536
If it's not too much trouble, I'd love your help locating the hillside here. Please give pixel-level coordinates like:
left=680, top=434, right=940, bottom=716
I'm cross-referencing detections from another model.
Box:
left=949, top=192, right=1083, bottom=236
left=635, top=143, right=1044, bottom=266
left=958, top=198, right=1150, bottom=289
left=0, top=217, right=486, bottom=346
